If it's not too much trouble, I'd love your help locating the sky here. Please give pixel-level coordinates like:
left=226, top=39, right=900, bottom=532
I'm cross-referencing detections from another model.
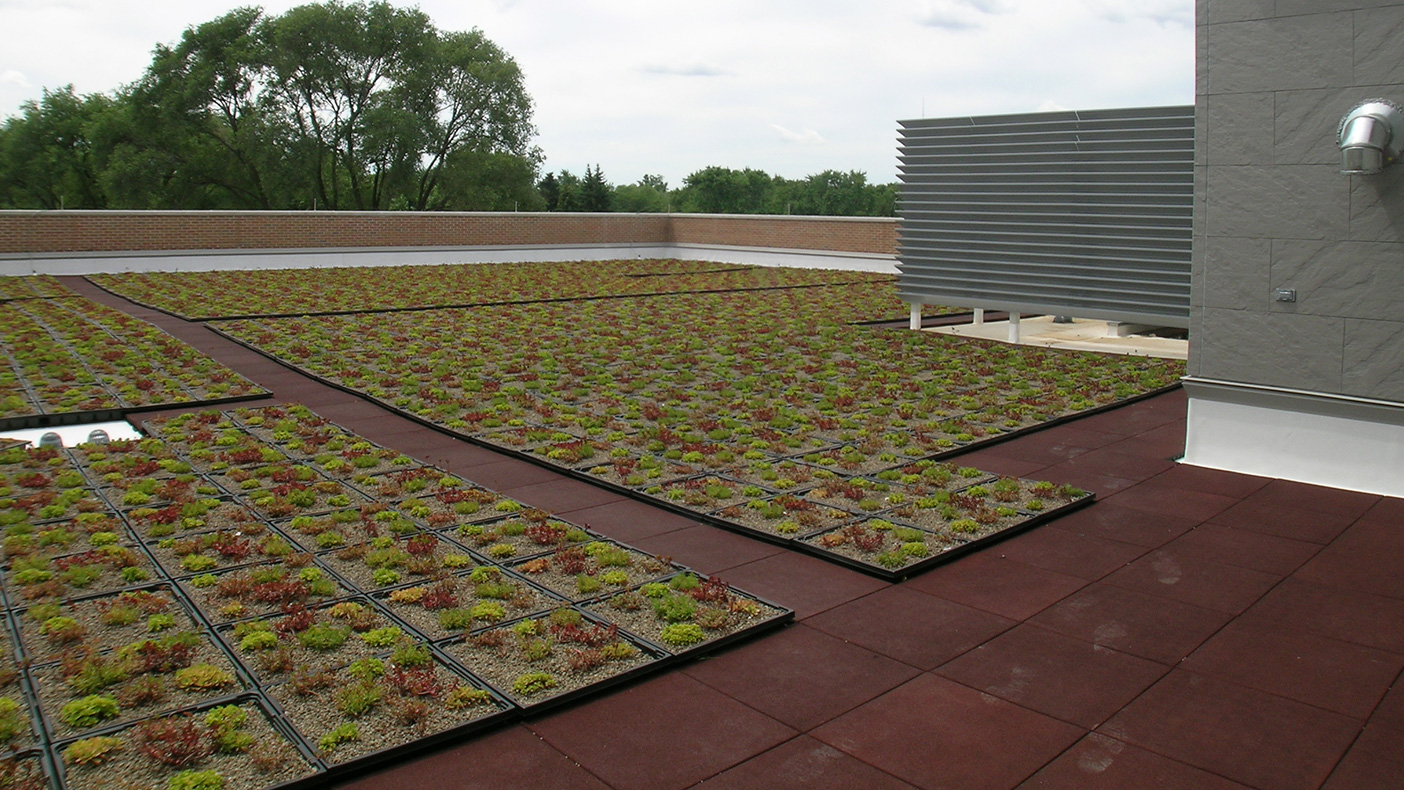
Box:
left=0, top=0, right=1195, bottom=188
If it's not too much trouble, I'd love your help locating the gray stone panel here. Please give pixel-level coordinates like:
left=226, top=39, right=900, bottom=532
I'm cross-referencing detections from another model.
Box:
left=1187, top=303, right=1205, bottom=376
left=1277, top=1, right=1402, bottom=17
left=1194, top=163, right=1208, bottom=236
left=1274, top=89, right=1351, bottom=166
left=1204, top=0, right=1274, bottom=24
left=1269, top=238, right=1404, bottom=318
left=1343, top=317, right=1404, bottom=400
left=1208, top=92, right=1275, bottom=165
left=1195, top=95, right=1208, bottom=167
left=1205, top=164, right=1349, bottom=239
left=1348, top=167, right=1404, bottom=242
left=1205, top=236, right=1270, bottom=310
left=1207, top=15, right=1354, bottom=94
left=1355, top=6, right=1404, bottom=86
left=1198, top=307, right=1344, bottom=390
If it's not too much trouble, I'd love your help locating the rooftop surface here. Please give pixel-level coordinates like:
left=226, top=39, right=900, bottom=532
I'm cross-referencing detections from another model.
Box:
left=63, top=276, right=1404, bottom=790
left=931, top=316, right=1190, bottom=360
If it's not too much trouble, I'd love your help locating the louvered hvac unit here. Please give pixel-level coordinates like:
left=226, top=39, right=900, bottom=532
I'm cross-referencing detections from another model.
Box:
left=896, top=105, right=1194, bottom=328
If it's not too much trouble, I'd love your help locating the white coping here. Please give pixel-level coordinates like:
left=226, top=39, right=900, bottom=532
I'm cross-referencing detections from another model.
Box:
left=1, top=243, right=898, bottom=276
left=1182, top=377, right=1404, bottom=498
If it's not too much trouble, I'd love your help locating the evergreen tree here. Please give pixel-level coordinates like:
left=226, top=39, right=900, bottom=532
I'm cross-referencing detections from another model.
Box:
left=537, top=172, right=559, bottom=210
left=580, top=164, right=612, bottom=212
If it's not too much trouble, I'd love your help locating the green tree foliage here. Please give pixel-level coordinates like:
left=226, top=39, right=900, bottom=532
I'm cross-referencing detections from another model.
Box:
left=0, top=86, right=112, bottom=209
left=536, top=172, right=560, bottom=211
left=0, top=1, right=539, bottom=210
left=579, top=164, right=612, bottom=212
left=677, top=166, right=775, bottom=214
left=538, top=165, right=613, bottom=212
left=667, top=166, right=895, bottom=217
left=553, top=169, right=582, bottom=212
left=612, top=174, right=669, bottom=213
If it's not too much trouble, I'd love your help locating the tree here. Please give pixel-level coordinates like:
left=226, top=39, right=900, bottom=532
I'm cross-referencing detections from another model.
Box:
left=0, top=86, right=111, bottom=209
left=111, top=6, right=278, bottom=208
left=613, top=174, right=669, bottom=212
left=1, top=1, right=540, bottom=210
left=554, top=170, right=581, bottom=211
left=579, top=164, right=612, bottom=212
left=537, top=172, right=560, bottom=211
left=677, top=166, right=773, bottom=214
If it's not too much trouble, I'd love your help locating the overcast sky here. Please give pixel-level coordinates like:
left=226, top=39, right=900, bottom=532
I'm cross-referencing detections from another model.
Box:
left=0, top=0, right=1194, bottom=187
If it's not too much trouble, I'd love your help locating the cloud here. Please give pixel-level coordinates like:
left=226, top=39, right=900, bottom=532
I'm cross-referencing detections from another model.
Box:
left=0, top=70, right=30, bottom=87
left=1086, top=0, right=1192, bottom=27
left=771, top=124, right=823, bottom=144
left=917, top=11, right=979, bottom=30
left=1037, top=99, right=1070, bottom=112
left=916, top=0, right=1009, bottom=29
left=637, top=63, right=729, bottom=77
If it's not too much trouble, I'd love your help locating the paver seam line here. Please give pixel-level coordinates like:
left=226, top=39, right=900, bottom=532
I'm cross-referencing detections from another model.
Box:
left=1101, top=478, right=1398, bottom=658
left=1085, top=666, right=1369, bottom=790
left=674, top=621, right=927, bottom=732
left=1316, top=662, right=1404, bottom=789
left=1068, top=504, right=1399, bottom=752
left=1011, top=727, right=1262, bottom=790
left=520, top=688, right=801, bottom=790
left=525, top=726, right=621, bottom=790
left=796, top=583, right=1018, bottom=671
left=927, top=620, right=1178, bottom=725
left=675, top=732, right=923, bottom=790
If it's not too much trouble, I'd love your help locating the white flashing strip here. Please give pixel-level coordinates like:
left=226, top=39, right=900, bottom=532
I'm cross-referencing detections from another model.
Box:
left=1182, top=377, right=1404, bottom=497
left=2, top=243, right=897, bottom=276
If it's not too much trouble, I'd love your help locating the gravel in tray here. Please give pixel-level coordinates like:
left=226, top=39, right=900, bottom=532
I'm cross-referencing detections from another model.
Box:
left=375, top=567, right=557, bottom=642
left=33, top=630, right=247, bottom=739
left=56, top=699, right=315, bottom=790
left=17, top=586, right=197, bottom=665
left=222, top=600, right=397, bottom=686
left=265, top=646, right=507, bottom=765
left=585, top=573, right=787, bottom=656
left=316, top=533, right=478, bottom=593
left=178, top=560, right=347, bottom=625
left=443, top=608, right=656, bottom=707
left=507, top=541, right=678, bottom=603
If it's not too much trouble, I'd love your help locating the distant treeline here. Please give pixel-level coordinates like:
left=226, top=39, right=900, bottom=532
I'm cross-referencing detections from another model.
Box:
left=540, top=166, right=897, bottom=217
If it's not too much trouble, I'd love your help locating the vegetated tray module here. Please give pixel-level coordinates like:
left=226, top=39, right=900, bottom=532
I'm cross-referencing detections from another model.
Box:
left=0, top=403, right=791, bottom=790
left=213, top=285, right=1180, bottom=577
left=0, top=279, right=267, bottom=427
left=87, top=260, right=926, bottom=321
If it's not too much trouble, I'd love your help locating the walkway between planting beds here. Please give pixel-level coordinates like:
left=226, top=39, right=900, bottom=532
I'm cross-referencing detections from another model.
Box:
left=64, top=276, right=1404, bottom=790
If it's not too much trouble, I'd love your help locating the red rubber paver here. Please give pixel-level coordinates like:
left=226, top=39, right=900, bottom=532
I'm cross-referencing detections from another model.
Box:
left=682, top=623, right=921, bottom=731
left=935, top=623, right=1171, bottom=728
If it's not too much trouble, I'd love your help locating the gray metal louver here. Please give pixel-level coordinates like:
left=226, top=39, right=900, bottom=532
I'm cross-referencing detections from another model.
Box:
left=896, top=105, right=1194, bottom=328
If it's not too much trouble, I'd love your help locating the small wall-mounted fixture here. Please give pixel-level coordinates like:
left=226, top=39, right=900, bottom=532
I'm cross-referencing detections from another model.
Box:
left=1338, top=99, right=1404, bottom=175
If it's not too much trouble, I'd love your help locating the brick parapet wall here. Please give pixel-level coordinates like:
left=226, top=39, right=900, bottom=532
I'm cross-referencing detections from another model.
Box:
left=667, top=214, right=898, bottom=255
left=0, top=210, right=898, bottom=256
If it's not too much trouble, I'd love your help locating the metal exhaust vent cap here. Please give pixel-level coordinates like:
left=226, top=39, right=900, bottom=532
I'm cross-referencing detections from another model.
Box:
left=1338, top=99, right=1404, bottom=175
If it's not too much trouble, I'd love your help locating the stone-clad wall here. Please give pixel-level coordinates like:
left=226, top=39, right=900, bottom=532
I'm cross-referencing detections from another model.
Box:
left=1193, top=0, right=1404, bottom=403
